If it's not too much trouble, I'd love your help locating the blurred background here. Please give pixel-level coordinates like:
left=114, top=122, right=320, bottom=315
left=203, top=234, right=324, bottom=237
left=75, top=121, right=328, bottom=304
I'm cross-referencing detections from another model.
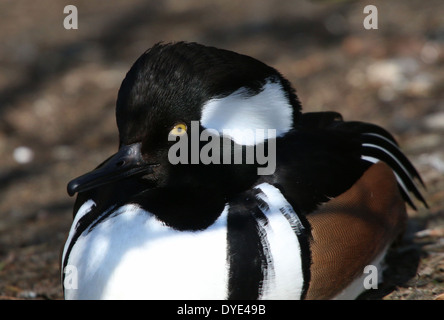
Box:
left=0, top=0, right=443, bottom=300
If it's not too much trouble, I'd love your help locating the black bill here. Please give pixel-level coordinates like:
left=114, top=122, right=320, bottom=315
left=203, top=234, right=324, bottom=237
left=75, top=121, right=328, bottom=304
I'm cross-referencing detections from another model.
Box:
left=67, top=143, right=157, bottom=196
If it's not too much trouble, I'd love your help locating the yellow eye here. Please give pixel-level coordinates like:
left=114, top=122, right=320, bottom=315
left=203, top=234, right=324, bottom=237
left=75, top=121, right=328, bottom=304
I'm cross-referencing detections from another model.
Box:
left=169, top=123, right=187, bottom=136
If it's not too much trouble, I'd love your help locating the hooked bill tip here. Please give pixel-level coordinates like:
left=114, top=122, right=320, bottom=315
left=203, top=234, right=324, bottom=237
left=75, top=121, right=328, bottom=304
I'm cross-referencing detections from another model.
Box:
left=67, top=180, right=80, bottom=197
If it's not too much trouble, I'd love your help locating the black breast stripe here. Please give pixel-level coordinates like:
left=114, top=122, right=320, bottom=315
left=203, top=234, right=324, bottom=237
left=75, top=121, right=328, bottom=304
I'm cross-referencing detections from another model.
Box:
left=62, top=202, right=117, bottom=285
left=226, top=194, right=273, bottom=300
left=226, top=187, right=311, bottom=299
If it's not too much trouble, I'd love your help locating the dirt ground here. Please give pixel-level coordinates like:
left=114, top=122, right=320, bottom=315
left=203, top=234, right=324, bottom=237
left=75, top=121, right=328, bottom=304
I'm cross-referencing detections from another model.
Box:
left=0, top=0, right=443, bottom=300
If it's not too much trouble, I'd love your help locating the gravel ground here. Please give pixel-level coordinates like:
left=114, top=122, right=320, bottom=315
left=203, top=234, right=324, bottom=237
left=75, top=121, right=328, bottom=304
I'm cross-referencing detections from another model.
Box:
left=0, top=0, right=443, bottom=300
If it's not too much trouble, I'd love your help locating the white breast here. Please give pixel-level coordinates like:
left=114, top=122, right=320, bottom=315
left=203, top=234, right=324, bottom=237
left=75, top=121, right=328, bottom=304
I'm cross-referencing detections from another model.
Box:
left=63, top=184, right=306, bottom=300
left=64, top=203, right=229, bottom=300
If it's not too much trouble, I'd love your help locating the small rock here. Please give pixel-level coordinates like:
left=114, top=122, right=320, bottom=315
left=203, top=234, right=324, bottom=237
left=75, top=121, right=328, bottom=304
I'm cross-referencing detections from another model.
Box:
left=420, top=42, right=441, bottom=64
left=423, top=112, right=444, bottom=131
left=13, top=146, right=34, bottom=164
left=366, top=60, right=405, bottom=87
left=18, top=290, right=37, bottom=299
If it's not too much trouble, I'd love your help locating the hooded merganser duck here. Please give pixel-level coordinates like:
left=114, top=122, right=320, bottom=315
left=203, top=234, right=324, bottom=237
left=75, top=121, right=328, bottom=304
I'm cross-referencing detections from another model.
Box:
left=62, top=42, right=426, bottom=300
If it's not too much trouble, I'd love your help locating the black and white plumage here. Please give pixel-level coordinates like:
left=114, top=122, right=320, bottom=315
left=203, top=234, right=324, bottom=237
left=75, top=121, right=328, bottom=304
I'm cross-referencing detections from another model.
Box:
left=62, top=42, right=426, bottom=300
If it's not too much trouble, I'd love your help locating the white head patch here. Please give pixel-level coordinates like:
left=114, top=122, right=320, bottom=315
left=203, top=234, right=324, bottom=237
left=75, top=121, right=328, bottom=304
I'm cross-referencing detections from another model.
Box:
left=200, top=79, right=293, bottom=145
